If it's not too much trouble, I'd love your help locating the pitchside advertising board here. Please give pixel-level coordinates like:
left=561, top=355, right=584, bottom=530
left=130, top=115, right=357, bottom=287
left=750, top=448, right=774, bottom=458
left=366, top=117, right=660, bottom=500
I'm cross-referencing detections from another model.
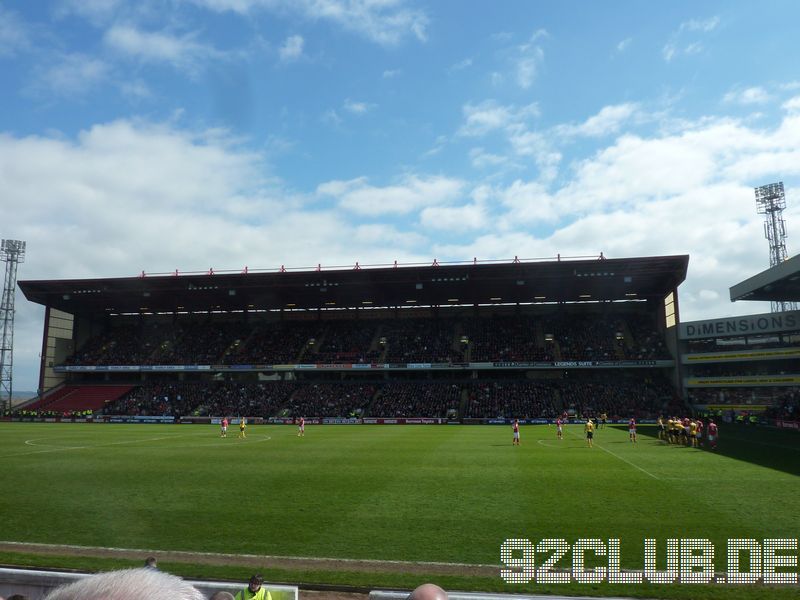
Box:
left=679, top=310, right=800, bottom=340
left=54, top=359, right=669, bottom=373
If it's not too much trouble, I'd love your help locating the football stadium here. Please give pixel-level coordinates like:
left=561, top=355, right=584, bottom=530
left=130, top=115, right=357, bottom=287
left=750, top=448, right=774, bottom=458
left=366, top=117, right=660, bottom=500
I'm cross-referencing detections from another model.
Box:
left=1, top=253, right=799, bottom=600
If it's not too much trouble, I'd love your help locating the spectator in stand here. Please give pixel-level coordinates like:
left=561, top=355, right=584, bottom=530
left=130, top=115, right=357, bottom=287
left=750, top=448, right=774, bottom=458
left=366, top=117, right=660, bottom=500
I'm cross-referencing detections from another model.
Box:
left=42, top=568, right=204, bottom=600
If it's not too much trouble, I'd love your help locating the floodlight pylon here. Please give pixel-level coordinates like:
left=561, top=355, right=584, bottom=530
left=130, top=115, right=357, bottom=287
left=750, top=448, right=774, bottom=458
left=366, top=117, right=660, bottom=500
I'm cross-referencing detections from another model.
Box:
left=754, top=183, right=797, bottom=313
left=0, top=239, right=26, bottom=413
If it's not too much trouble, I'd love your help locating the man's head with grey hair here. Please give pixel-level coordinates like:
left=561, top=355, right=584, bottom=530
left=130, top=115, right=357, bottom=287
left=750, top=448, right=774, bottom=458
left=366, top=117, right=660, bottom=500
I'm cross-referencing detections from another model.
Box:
left=209, top=593, right=235, bottom=600
left=408, top=583, right=448, bottom=600
left=42, top=568, right=205, bottom=600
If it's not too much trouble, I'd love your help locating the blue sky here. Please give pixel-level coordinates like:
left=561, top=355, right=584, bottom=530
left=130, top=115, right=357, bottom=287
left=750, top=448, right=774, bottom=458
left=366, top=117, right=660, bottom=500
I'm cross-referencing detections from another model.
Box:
left=3, top=0, right=800, bottom=392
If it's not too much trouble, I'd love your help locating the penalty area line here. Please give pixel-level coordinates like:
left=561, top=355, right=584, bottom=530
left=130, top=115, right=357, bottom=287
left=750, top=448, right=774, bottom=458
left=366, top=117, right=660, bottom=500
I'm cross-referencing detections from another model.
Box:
left=567, top=428, right=659, bottom=480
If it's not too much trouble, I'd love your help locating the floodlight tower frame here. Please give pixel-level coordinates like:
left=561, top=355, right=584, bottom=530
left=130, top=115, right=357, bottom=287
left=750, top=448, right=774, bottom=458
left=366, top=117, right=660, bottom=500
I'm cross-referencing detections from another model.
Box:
left=0, top=239, right=26, bottom=414
left=755, top=182, right=797, bottom=313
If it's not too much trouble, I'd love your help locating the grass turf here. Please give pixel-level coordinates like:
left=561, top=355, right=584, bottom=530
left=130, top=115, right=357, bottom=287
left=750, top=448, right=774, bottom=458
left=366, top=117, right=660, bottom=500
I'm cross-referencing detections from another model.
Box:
left=0, top=422, right=798, bottom=598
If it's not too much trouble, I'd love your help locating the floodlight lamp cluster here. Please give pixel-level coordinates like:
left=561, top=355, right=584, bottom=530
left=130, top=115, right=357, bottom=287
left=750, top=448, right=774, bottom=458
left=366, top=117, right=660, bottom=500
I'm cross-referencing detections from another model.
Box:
left=1, top=239, right=26, bottom=261
left=754, top=182, right=786, bottom=213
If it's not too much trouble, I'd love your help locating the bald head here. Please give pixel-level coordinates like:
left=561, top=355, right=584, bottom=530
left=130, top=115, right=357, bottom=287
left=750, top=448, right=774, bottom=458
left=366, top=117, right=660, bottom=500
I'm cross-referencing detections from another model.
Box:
left=408, top=583, right=448, bottom=600
left=42, top=568, right=205, bottom=600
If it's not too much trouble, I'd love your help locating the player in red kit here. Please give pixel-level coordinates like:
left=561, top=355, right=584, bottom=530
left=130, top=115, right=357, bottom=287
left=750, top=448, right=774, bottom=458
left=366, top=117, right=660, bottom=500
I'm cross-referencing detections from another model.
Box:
left=628, top=418, right=637, bottom=443
left=298, top=417, right=305, bottom=437
left=556, top=417, right=563, bottom=440
left=512, top=419, right=520, bottom=446
left=220, top=417, right=228, bottom=438
left=707, top=420, right=718, bottom=450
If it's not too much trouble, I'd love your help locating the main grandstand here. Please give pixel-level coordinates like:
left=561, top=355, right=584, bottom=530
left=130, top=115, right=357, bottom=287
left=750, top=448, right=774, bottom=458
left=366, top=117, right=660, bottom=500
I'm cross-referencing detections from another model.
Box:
left=16, top=254, right=688, bottom=421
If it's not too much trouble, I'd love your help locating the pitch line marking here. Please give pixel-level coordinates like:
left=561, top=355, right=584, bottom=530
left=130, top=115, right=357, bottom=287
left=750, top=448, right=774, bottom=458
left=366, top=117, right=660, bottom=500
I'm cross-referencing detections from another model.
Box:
left=536, top=439, right=566, bottom=448
left=4, top=433, right=272, bottom=459
left=0, top=540, right=498, bottom=571
left=567, top=428, right=659, bottom=480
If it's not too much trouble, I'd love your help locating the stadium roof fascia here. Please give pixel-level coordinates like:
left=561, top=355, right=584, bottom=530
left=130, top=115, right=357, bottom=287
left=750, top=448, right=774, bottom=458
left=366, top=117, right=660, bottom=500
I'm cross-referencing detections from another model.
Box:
left=729, top=253, right=800, bottom=303
left=18, top=254, right=689, bottom=317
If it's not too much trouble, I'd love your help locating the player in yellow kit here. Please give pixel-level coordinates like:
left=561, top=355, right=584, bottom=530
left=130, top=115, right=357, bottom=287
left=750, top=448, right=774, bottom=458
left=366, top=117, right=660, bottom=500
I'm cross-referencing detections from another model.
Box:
left=584, top=418, right=595, bottom=448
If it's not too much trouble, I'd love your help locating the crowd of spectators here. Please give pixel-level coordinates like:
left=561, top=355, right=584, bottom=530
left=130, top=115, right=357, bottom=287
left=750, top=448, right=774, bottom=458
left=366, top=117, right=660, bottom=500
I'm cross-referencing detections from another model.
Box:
left=623, top=314, right=670, bottom=360
left=686, top=386, right=796, bottom=407
left=225, top=321, right=318, bottom=364
left=62, top=312, right=671, bottom=367
left=310, top=320, right=383, bottom=364
left=558, top=377, right=674, bottom=419
left=763, top=388, right=800, bottom=419
left=550, top=314, right=620, bottom=361
left=103, top=381, right=295, bottom=417
left=464, top=381, right=559, bottom=418
left=689, top=363, right=798, bottom=377
left=90, top=376, right=676, bottom=419
left=381, top=318, right=463, bottom=363
left=463, top=315, right=550, bottom=362
left=369, top=382, right=461, bottom=417
left=286, top=382, right=377, bottom=417
left=151, top=322, right=250, bottom=365
left=686, top=333, right=800, bottom=354
left=105, top=382, right=204, bottom=416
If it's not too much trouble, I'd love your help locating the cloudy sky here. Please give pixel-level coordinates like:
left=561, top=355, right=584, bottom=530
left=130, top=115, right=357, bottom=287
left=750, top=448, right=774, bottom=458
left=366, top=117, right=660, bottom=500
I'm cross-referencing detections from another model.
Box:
left=2, top=0, right=800, bottom=392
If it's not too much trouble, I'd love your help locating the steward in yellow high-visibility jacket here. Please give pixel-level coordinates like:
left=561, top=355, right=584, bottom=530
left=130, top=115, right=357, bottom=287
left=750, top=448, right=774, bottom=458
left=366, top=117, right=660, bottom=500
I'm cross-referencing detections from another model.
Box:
left=234, top=575, right=272, bottom=600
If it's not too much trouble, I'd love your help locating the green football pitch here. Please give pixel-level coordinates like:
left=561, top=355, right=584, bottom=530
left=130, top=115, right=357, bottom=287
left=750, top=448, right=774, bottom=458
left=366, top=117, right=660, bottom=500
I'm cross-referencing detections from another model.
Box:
left=0, top=422, right=798, bottom=599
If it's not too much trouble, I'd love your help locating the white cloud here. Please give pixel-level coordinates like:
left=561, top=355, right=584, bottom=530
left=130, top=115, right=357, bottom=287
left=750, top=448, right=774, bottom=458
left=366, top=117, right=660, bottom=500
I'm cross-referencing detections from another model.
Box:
left=54, top=0, right=126, bottom=25
left=680, top=16, right=720, bottom=33
left=662, top=43, right=677, bottom=62
left=783, top=96, right=800, bottom=113
left=459, top=100, right=539, bottom=137
left=0, top=6, right=30, bottom=57
left=317, top=175, right=465, bottom=216
left=556, top=103, right=640, bottom=138
left=352, top=223, right=426, bottom=247
left=382, top=69, right=401, bottom=79
left=616, top=38, right=631, bottom=53
left=321, top=109, right=343, bottom=126
left=420, top=203, right=486, bottom=231
left=507, top=131, right=561, bottom=182
left=699, top=289, right=719, bottom=301
left=421, top=135, right=448, bottom=159
left=723, top=86, right=771, bottom=106
left=663, top=15, right=719, bottom=62
left=469, top=147, right=507, bottom=169
left=343, top=99, right=376, bottom=115
left=104, top=25, right=222, bottom=73
left=191, top=0, right=428, bottom=45
left=496, top=180, right=560, bottom=226
left=515, top=30, right=547, bottom=89
left=29, top=53, right=110, bottom=97
left=449, top=58, right=472, bottom=73
left=119, top=78, right=153, bottom=101
left=279, top=34, right=304, bottom=62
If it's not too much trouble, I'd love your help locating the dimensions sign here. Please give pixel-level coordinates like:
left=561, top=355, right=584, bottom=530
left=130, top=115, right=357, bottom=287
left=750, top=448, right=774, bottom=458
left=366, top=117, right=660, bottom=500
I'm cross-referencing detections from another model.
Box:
left=679, top=311, right=799, bottom=340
